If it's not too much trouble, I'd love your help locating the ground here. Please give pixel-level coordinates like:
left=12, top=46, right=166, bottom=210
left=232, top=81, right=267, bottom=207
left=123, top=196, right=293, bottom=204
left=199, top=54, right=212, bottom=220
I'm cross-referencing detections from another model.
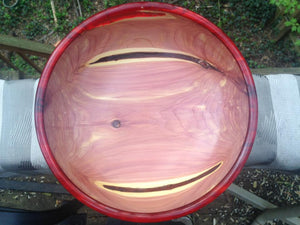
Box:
left=0, top=169, right=299, bottom=225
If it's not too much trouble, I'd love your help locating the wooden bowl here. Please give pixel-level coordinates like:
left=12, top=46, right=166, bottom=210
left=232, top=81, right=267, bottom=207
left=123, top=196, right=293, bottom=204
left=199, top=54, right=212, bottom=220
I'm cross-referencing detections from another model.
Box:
left=35, top=2, right=257, bottom=222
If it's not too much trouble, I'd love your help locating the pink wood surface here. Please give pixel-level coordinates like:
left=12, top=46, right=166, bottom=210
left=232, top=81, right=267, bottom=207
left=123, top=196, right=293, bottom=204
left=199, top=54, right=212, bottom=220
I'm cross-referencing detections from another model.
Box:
left=36, top=2, right=257, bottom=222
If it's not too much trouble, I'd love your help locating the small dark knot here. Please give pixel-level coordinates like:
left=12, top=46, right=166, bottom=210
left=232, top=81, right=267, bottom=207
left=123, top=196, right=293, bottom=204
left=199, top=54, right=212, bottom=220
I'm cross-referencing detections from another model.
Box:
left=111, top=120, right=121, bottom=128
left=198, top=60, right=210, bottom=69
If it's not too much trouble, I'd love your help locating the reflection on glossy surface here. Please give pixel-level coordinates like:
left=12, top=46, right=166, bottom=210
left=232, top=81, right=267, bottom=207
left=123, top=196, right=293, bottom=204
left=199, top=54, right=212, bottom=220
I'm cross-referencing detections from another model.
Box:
left=36, top=2, right=257, bottom=222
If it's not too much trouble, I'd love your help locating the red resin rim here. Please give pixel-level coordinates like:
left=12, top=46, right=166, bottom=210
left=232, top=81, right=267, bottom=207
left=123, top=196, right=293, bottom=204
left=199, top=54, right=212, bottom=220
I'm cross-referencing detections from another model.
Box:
left=35, top=2, right=258, bottom=222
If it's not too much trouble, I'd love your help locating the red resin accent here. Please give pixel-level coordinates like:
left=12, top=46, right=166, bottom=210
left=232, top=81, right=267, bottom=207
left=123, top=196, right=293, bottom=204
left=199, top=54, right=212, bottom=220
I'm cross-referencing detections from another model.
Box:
left=35, top=2, right=258, bottom=223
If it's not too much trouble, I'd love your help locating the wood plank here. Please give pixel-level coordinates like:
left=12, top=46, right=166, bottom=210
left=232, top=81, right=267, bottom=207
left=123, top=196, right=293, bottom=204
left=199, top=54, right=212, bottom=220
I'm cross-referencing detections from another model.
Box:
left=0, top=34, right=54, bottom=58
left=252, top=67, right=300, bottom=75
left=0, top=53, right=25, bottom=79
left=270, top=9, right=300, bottom=42
left=0, top=179, right=69, bottom=194
left=17, top=52, right=43, bottom=73
left=227, top=184, right=277, bottom=211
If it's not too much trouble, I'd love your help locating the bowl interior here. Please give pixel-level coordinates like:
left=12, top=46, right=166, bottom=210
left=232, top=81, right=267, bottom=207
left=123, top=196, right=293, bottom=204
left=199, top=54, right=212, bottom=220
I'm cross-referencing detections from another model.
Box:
left=39, top=3, right=254, bottom=220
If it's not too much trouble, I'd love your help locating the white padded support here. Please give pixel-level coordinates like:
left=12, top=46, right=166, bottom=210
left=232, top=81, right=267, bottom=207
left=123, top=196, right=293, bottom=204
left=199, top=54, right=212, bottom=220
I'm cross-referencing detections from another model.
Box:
left=267, top=74, right=300, bottom=170
left=0, top=74, right=299, bottom=176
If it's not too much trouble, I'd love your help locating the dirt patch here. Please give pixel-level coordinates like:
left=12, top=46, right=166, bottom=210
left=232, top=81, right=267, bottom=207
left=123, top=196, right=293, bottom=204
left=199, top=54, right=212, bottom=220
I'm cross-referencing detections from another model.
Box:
left=0, top=169, right=299, bottom=225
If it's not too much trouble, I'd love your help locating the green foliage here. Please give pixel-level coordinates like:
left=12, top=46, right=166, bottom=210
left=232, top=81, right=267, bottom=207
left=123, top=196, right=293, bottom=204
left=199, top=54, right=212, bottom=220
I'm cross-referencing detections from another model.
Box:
left=81, top=0, right=96, bottom=14
left=0, top=0, right=96, bottom=38
left=270, top=0, right=300, bottom=46
left=0, top=1, right=51, bottom=37
left=285, top=18, right=300, bottom=32
left=226, top=0, right=276, bottom=29
left=185, top=0, right=276, bottom=31
left=270, top=0, right=300, bottom=14
left=103, top=0, right=128, bottom=8
left=10, top=54, right=39, bottom=77
left=0, top=0, right=299, bottom=73
left=185, top=0, right=298, bottom=68
left=0, top=0, right=96, bottom=76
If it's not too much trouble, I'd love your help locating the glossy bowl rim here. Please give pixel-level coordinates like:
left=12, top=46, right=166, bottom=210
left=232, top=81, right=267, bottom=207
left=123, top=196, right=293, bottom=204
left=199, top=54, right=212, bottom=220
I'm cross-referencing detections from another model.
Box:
left=35, top=2, right=258, bottom=222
